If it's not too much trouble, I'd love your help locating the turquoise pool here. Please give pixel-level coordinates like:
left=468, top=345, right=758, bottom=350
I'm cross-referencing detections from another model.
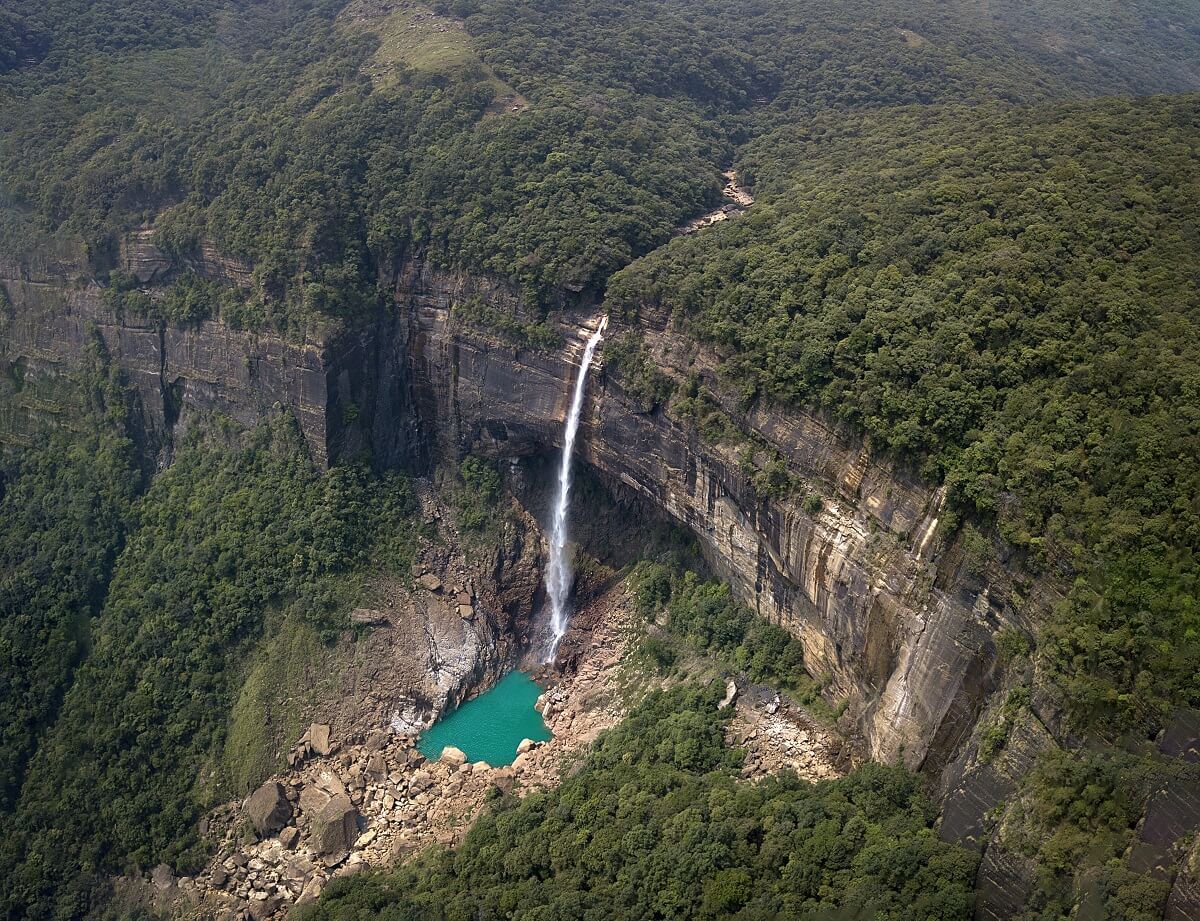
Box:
left=417, top=671, right=552, bottom=767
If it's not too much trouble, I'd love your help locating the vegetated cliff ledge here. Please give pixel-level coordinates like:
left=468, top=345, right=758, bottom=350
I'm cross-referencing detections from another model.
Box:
left=0, top=236, right=1045, bottom=780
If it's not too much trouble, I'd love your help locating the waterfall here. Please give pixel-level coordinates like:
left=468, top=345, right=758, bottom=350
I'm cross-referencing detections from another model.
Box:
left=544, top=316, right=607, bottom=662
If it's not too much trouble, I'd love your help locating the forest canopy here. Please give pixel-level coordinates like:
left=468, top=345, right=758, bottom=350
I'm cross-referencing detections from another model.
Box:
left=2, top=0, right=1198, bottom=324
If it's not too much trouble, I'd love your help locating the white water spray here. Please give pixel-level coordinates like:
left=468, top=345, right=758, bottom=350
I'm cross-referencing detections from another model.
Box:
left=544, top=316, right=607, bottom=662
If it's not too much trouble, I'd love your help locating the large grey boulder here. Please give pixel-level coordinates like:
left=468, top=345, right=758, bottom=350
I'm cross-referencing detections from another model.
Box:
left=244, top=781, right=292, bottom=837
left=312, top=793, right=360, bottom=855
left=309, top=723, right=333, bottom=756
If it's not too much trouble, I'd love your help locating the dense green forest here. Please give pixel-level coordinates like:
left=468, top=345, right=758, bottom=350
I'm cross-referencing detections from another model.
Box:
left=0, top=416, right=421, bottom=919
left=2, top=0, right=1198, bottom=325
left=0, top=354, right=141, bottom=812
left=303, top=684, right=977, bottom=921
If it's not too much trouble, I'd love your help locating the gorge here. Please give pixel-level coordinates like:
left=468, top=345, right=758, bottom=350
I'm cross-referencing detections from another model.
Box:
left=3, top=223, right=1199, bottom=919
left=0, top=240, right=1000, bottom=772
left=1, top=1, right=1199, bottom=916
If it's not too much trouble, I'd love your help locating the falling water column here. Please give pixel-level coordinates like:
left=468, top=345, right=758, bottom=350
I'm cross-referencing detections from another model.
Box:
left=544, top=316, right=607, bottom=661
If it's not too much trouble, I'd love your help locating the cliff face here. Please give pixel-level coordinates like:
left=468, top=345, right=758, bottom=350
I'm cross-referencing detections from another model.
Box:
left=0, top=240, right=1032, bottom=772
left=0, top=238, right=332, bottom=463
left=376, top=260, right=1045, bottom=771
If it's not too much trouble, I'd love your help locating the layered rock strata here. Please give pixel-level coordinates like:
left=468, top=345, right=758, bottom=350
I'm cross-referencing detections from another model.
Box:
left=0, top=241, right=1039, bottom=771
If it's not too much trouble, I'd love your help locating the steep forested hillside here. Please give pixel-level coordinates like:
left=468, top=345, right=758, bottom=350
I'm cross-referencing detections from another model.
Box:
left=0, top=356, right=141, bottom=812
left=0, top=415, right=421, bottom=918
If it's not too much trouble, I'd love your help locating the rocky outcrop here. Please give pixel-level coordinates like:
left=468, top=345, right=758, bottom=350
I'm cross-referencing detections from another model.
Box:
left=0, top=241, right=1042, bottom=773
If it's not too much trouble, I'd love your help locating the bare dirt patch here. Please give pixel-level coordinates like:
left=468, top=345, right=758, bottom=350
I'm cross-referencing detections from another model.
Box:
left=339, top=0, right=526, bottom=112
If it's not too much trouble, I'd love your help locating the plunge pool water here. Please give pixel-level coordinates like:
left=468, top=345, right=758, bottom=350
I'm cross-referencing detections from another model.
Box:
left=417, top=670, right=551, bottom=767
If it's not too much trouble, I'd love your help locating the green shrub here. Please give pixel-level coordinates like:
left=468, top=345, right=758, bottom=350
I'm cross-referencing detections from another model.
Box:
left=453, top=456, right=503, bottom=536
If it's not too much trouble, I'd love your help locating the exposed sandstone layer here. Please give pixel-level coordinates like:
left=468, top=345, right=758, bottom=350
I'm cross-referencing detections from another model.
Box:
left=0, top=240, right=333, bottom=462
left=0, top=241, right=1042, bottom=773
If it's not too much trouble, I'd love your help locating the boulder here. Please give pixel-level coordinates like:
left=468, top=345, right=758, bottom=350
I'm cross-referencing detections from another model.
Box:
left=246, top=897, right=279, bottom=921
left=245, top=781, right=292, bottom=836
left=408, top=770, right=434, bottom=794
left=286, top=854, right=315, bottom=880
left=718, top=679, right=738, bottom=710
left=151, top=864, right=175, bottom=891
left=295, top=877, right=324, bottom=909
left=457, top=604, right=474, bottom=619
left=334, top=858, right=366, bottom=879
left=418, top=573, right=442, bottom=592
left=516, top=738, right=536, bottom=755
left=315, top=770, right=346, bottom=797
left=300, top=785, right=332, bottom=816
left=278, top=826, right=300, bottom=850
left=492, top=768, right=516, bottom=793
left=456, top=591, right=472, bottom=606
left=365, top=730, right=390, bottom=752
left=366, top=752, right=387, bottom=780
left=309, top=723, right=333, bottom=756
left=312, top=793, right=360, bottom=855
left=439, top=746, right=467, bottom=767
left=350, top=608, right=387, bottom=626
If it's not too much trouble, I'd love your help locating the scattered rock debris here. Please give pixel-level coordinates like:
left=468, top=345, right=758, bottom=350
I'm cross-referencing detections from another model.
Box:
left=675, top=170, right=755, bottom=235
left=727, top=684, right=844, bottom=782
left=173, top=576, right=842, bottom=918
left=183, top=584, right=635, bottom=919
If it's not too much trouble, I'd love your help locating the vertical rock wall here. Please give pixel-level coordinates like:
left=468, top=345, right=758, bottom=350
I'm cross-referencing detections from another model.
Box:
left=0, top=242, right=1038, bottom=772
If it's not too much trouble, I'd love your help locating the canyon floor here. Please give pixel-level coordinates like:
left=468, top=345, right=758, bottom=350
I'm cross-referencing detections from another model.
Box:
left=147, top=577, right=843, bottom=920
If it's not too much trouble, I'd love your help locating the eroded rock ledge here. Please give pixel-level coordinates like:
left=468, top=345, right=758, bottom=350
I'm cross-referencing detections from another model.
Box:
left=0, top=240, right=1042, bottom=774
